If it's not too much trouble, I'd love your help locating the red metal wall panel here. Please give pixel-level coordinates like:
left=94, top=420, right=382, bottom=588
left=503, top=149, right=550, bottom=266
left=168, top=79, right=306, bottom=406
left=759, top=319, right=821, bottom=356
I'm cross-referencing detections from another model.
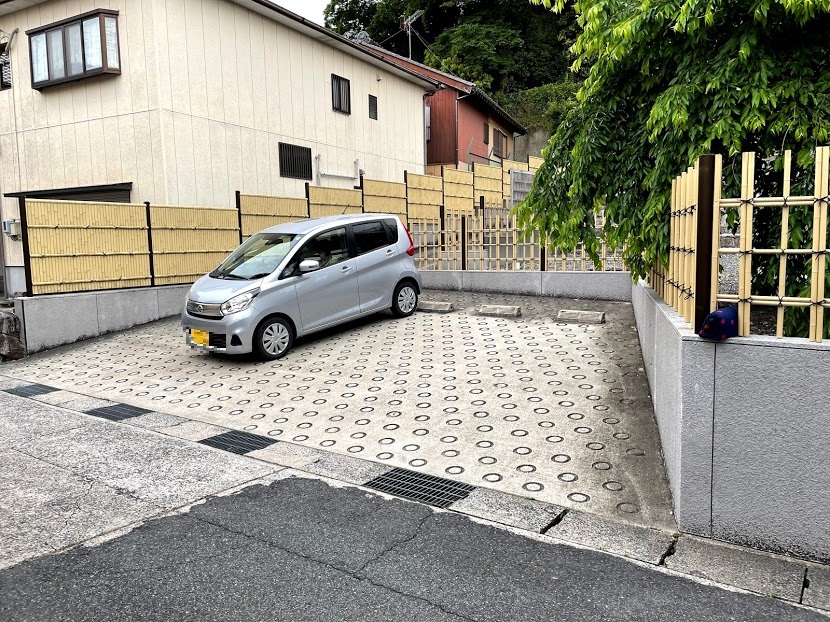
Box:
left=457, top=98, right=514, bottom=166
left=426, top=88, right=458, bottom=166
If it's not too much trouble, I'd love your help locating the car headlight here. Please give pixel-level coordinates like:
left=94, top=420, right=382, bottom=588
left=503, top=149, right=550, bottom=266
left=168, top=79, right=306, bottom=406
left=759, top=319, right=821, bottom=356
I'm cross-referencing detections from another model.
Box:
left=221, top=290, right=258, bottom=315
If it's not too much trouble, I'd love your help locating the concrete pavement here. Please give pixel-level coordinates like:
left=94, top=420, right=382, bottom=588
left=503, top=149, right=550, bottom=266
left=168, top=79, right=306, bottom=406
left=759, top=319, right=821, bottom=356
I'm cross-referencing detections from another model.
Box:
left=1, top=474, right=827, bottom=622
left=1, top=389, right=828, bottom=620
left=2, top=291, right=674, bottom=529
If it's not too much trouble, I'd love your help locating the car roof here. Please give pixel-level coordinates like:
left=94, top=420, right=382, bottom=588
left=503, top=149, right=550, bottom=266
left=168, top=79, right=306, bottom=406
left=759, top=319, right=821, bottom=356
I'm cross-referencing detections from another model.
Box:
left=260, top=213, right=400, bottom=235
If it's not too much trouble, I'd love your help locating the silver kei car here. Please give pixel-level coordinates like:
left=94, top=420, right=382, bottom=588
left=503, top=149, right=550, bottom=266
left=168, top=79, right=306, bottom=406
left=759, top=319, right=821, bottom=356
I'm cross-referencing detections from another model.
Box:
left=182, top=213, right=422, bottom=360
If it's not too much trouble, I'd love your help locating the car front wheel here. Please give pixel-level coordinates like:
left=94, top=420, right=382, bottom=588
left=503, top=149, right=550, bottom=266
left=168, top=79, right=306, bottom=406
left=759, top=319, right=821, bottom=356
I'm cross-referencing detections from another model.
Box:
left=253, top=317, right=294, bottom=360
left=392, top=282, right=418, bottom=317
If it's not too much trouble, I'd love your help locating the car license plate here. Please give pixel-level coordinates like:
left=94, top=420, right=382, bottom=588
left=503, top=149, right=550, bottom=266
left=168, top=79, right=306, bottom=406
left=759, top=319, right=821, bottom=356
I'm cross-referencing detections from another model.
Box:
left=191, top=329, right=209, bottom=346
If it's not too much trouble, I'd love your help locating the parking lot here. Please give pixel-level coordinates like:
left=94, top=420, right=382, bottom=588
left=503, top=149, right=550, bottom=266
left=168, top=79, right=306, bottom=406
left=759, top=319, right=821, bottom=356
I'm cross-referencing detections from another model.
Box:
left=3, top=290, right=674, bottom=530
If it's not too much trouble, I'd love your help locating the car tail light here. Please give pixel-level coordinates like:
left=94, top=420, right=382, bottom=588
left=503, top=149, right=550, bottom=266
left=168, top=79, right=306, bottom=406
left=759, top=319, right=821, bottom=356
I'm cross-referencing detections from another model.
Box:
left=404, top=224, right=415, bottom=256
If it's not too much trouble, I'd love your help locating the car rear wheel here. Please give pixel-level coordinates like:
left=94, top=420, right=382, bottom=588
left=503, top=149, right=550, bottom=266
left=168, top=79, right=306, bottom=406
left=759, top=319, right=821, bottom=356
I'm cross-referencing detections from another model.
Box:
left=392, top=282, right=418, bottom=317
left=253, top=317, right=294, bottom=360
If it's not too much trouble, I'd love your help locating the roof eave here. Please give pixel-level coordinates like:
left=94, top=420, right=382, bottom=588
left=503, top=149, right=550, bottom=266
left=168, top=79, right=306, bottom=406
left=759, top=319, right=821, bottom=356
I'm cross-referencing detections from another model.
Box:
left=470, top=87, right=527, bottom=136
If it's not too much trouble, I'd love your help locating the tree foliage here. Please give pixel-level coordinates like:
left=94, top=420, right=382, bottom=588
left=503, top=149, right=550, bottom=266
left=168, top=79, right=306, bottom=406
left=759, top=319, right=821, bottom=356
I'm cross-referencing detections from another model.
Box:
left=324, top=0, right=578, bottom=96
left=518, top=0, right=830, bottom=306
left=498, top=78, right=580, bottom=134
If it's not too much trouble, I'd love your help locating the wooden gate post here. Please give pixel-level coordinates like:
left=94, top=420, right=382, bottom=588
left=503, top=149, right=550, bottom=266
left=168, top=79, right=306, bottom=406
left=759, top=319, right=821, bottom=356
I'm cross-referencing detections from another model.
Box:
left=694, top=154, right=717, bottom=332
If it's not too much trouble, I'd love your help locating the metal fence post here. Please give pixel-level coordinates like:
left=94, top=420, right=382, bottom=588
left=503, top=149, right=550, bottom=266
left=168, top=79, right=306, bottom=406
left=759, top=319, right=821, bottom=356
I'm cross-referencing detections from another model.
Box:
left=305, top=182, right=312, bottom=219
left=235, top=190, right=244, bottom=243
left=461, top=215, right=467, bottom=270
left=18, top=196, right=33, bottom=297
left=439, top=205, right=446, bottom=254
left=144, top=201, right=156, bottom=287
left=694, top=154, right=716, bottom=332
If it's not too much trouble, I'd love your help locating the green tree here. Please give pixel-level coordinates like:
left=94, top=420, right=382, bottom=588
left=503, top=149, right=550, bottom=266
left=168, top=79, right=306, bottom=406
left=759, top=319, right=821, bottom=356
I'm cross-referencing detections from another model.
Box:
left=499, top=77, right=580, bottom=134
left=424, top=21, right=523, bottom=92
left=518, top=0, right=830, bottom=298
left=324, top=0, right=579, bottom=96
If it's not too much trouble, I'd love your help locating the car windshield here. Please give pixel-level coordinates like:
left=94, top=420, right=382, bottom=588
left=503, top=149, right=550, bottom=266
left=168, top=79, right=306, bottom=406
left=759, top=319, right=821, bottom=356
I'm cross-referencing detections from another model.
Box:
left=211, top=233, right=303, bottom=280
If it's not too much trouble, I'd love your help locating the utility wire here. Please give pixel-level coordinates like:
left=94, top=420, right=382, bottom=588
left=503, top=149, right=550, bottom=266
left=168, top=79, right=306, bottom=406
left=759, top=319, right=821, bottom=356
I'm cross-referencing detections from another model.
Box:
left=378, top=29, right=404, bottom=46
left=411, top=26, right=452, bottom=73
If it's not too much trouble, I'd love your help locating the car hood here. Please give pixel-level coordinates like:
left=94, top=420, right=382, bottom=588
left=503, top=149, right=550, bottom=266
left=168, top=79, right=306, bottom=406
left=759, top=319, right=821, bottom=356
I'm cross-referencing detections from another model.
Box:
left=188, top=275, right=262, bottom=304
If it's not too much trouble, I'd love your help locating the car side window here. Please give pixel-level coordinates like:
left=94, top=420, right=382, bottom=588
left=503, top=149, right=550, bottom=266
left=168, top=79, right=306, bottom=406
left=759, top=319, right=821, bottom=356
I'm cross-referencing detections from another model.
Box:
left=286, top=227, right=349, bottom=276
left=353, top=221, right=389, bottom=255
left=383, top=219, right=399, bottom=244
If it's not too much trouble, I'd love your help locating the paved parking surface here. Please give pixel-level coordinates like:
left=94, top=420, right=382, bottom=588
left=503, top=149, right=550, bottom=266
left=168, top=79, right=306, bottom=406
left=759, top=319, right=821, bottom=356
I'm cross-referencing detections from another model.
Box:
left=3, top=291, right=674, bottom=529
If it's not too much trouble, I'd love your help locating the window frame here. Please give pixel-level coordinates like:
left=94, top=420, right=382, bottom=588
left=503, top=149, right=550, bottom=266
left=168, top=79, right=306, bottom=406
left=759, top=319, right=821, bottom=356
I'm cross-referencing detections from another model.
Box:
left=493, top=128, right=507, bottom=159
left=278, top=142, right=313, bottom=181
left=26, top=9, right=121, bottom=90
left=483, top=122, right=489, bottom=145
left=0, top=42, right=11, bottom=90
left=331, top=73, right=351, bottom=115
left=368, top=94, right=378, bottom=120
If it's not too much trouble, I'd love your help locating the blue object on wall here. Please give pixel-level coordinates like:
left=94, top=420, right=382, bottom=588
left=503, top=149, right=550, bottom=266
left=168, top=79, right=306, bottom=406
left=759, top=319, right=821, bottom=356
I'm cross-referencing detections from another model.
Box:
left=698, top=305, right=739, bottom=340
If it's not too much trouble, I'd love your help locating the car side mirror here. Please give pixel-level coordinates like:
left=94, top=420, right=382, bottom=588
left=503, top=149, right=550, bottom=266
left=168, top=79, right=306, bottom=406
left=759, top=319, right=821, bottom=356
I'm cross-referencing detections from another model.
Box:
left=299, top=259, right=320, bottom=273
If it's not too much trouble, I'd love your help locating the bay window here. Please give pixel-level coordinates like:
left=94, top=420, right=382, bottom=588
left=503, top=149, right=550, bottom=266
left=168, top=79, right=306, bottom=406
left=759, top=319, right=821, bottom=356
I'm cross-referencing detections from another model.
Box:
left=27, top=10, right=120, bottom=89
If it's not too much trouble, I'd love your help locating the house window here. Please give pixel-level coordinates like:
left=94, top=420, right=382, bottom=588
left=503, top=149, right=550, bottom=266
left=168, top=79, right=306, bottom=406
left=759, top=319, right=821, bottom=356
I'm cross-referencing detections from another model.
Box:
left=27, top=9, right=120, bottom=89
left=368, top=94, right=378, bottom=120
left=483, top=122, right=489, bottom=145
left=278, top=142, right=313, bottom=180
left=493, top=129, right=507, bottom=158
left=0, top=43, right=11, bottom=90
left=331, top=74, right=351, bottom=114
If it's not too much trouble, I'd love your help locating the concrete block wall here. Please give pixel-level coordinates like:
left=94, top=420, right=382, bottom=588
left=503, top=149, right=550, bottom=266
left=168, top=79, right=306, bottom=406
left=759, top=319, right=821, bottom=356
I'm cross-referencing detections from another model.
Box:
left=421, top=270, right=633, bottom=301
left=15, top=285, right=191, bottom=353
left=632, top=281, right=830, bottom=563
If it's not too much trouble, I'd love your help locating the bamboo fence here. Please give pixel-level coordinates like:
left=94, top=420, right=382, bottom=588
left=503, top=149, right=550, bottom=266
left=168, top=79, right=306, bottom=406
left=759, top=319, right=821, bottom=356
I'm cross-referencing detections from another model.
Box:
left=711, top=147, right=829, bottom=341
left=20, top=152, right=625, bottom=296
left=649, top=147, right=829, bottom=342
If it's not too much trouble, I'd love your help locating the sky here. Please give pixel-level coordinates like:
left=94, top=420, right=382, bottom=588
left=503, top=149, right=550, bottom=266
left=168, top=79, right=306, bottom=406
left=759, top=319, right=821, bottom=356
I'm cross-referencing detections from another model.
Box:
left=278, top=0, right=328, bottom=25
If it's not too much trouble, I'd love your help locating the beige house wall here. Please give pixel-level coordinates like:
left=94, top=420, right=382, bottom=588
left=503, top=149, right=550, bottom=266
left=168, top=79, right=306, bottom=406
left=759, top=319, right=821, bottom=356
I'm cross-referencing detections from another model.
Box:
left=0, top=0, right=427, bottom=272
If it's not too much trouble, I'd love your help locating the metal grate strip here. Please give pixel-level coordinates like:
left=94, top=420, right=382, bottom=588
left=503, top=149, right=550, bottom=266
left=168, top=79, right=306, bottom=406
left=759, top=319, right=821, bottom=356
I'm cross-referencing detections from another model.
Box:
left=364, top=467, right=476, bottom=508
left=85, top=403, right=153, bottom=422
left=198, top=430, right=277, bottom=455
left=5, top=384, right=59, bottom=398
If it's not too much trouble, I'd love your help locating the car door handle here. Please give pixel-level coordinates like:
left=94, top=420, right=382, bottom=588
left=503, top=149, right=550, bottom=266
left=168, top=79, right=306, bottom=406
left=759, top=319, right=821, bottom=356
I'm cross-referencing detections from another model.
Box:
left=340, top=265, right=353, bottom=273
left=386, top=249, right=394, bottom=256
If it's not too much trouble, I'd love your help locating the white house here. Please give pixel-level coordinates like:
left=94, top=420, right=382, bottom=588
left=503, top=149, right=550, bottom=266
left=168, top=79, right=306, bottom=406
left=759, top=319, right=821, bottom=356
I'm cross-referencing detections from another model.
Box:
left=0, top=0, right=435, bottom=294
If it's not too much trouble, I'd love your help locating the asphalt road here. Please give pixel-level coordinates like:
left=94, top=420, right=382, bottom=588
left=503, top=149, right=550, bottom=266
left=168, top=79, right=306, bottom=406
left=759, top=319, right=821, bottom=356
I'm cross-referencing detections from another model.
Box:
left=0, top=476, right=823, bottom=622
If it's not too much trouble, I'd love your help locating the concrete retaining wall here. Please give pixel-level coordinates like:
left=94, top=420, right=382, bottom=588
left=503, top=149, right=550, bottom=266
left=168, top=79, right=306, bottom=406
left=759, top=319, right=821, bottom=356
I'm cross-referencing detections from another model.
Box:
left=632, top=281, right=830, bottom=563
left=15, top=284, right=190, bottom=353
left=421, top=270, right=632, bottom=301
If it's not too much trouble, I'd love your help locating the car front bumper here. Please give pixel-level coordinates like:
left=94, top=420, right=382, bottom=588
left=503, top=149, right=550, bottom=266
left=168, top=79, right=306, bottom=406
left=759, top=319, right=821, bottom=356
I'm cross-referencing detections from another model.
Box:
left=181, top=307, right=257, bottom=355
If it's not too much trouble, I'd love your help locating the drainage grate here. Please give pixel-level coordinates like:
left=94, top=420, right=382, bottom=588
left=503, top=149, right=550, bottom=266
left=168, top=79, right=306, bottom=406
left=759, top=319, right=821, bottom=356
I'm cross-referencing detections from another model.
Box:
left=85, top=403, right=153, bottom=422
left=199, top=430, right=277, bottom=455
left=5, top=384, right=59, bottom=398
left=364, top=468, right=476, bottom=508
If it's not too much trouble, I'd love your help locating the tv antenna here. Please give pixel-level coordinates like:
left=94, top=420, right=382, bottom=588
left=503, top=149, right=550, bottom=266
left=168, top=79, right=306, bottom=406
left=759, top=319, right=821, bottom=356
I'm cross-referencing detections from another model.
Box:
left=399, top=10, right=424, bottom=59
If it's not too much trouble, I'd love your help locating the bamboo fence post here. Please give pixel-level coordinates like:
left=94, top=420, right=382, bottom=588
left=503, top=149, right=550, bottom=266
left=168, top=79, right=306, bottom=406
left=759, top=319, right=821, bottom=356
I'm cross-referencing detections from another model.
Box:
left=739, top=152, right=756, bottom=336
left=776, top=151, right=792, bottom=338
left=710, top=154, right=723, bottom=313
left=669, top=177, right=677, bottom=311
left=810, top=146, right=829, bottom=341
left=686, top=164, right=698, bottom=323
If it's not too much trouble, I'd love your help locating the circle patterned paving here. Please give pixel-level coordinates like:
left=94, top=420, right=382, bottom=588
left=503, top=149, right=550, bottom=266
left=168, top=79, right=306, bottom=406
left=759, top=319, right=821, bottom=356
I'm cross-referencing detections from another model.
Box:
left=4, top=290, right=675, bottom=529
